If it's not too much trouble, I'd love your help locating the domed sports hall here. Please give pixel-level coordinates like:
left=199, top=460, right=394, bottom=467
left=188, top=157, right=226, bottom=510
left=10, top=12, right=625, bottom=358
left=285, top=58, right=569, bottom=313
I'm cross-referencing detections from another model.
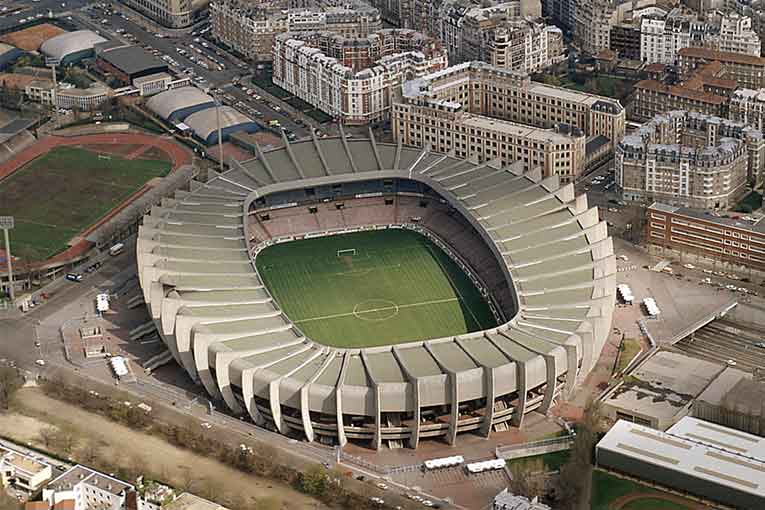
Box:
left=137, top=131, right=616, bottom=449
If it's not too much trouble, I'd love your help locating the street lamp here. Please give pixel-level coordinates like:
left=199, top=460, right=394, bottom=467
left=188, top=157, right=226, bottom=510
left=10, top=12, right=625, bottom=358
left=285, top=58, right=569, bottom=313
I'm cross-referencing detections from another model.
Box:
left=214, top=95, right=224, bottom=174
left=0, top=216, right=14, bottom=302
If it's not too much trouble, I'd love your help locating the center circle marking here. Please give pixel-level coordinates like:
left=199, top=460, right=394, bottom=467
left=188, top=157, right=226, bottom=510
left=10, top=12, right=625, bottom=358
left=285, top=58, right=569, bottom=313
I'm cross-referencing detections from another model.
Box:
left=353, top=299, right=399, bottom=322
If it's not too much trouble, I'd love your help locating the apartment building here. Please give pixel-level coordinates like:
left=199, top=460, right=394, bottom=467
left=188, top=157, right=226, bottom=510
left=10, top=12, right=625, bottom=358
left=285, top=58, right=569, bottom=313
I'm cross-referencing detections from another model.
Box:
left=718, top=13, right=761, bottom=56
left=124, top=0, right=198, bottom=28
left=393, top=98, right=587, bottom=181
left=392, top=61, right=625, bottom=181
left=574, top=0, right=616, bottom=55
left=678, top=47, right=765, bottom=89
left=730, top=87, right=765, bottom=131
left=210, top=0, right=382, bottom=61
left=610, top=23, right=641, bottom=60
left=616, top=110, right=764, bottom=209
left=647, top=202, right=765, bottom=272
left=436, top=3, right=563, bottom=72
left=395, top=61, right=624, bottom=143
left=639, top=15, right=712, bottom=65
left=272, top=29, right=446, bottom=124
left=542, top=0, right=576, bottom=34
left=631, top=62, right=736, bottom=120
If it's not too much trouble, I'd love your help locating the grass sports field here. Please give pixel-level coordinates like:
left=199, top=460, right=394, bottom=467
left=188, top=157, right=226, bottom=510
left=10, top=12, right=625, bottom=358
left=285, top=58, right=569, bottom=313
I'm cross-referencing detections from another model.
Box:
left=0, top=146, right=170, bottom=260
left=256, top=229, right=497, bottom=348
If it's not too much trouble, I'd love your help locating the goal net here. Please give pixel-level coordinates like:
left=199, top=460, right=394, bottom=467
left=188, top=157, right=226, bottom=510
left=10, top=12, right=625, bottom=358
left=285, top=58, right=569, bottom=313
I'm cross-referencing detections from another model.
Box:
left=337, top=249, right=356, bottom=257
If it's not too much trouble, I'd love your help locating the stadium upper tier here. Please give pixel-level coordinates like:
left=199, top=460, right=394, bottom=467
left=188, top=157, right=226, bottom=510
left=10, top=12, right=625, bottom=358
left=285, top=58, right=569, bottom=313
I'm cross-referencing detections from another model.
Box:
left=137, top=131, right=616, bottom=449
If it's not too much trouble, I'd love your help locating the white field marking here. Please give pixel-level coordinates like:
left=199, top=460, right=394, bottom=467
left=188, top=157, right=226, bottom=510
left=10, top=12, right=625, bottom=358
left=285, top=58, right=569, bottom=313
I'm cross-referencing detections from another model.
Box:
left=293, top=297, right=461, bottom=324
left=424, top=245, right=483, bottom=328
left=333, top=263, right=402, bottom=277
left=15, top=218, right=63, bottom=228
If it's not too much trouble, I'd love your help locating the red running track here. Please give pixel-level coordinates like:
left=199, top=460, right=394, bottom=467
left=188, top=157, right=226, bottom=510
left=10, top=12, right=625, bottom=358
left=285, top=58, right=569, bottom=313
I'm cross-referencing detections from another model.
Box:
left=0, top=132, right=192, bottom=182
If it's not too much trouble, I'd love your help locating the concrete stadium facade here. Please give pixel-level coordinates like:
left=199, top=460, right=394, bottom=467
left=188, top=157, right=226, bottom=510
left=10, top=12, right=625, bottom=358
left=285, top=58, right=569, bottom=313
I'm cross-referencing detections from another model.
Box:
left=137, top=133, right=616, bottom=449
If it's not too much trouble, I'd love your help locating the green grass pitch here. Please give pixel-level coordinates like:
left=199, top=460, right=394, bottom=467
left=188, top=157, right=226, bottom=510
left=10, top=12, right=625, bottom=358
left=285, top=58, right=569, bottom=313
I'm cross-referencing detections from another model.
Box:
left=0, top=146, right=170, bottom=260
left=256, top=229, right=498, bottom=348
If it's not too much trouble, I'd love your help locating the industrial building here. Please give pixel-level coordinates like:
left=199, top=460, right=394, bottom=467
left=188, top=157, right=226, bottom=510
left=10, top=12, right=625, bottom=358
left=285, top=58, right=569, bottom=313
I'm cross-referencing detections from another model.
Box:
left=601, top=350, right=725, bottom=429
left=39, top=30, right=107, bottom=65
left=96, top=45, right=168, bottom=84
left=0, top=43, right=23, bottom=71
left=597, top=418, right=765, bottom=509
left=693, top=368, right=765, bottom=437
left=145, top=87, right=216, bottom=122
left=136, top=134, right=616, bottom=449
left=183, top=105, right=257, bottom=145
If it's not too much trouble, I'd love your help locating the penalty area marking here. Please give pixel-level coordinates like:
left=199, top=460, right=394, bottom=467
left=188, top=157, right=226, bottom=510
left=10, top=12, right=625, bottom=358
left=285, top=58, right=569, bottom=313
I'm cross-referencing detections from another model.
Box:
left=293, top=297, right=461, bottom=324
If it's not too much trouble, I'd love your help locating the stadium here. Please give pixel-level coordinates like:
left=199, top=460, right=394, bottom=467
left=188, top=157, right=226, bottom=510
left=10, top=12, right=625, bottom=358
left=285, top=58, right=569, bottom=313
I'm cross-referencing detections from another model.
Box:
left=137, top=133, right=616, bottom=449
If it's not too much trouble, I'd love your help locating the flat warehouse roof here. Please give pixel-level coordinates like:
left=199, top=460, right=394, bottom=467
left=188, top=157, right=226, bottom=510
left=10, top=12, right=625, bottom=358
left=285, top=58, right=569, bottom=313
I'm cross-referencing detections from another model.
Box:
left=597, top=419, right=765, bottom=499
left=99, top=45, right=167, bottom=75
left=668, top=416, right=765, bottom=460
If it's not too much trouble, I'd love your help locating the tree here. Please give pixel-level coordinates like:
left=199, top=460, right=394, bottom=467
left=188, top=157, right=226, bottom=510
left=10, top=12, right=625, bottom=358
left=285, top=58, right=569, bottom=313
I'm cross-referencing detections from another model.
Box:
left=508, top=457, right=547, bottom=501
left=556, top=401, right=603, bottom=510
left=299, top=464, right=329, bottom=497
left=255, top=496, right=283, bottom=510
left=0, top=367, right=22, bottom=411
left=542, top=75, right=562, bottom=87
left=38, top=426, right=58, bottom=448
left=0, top=488, right=22, bottom=510
left=79, top=440, right=102, bottom=464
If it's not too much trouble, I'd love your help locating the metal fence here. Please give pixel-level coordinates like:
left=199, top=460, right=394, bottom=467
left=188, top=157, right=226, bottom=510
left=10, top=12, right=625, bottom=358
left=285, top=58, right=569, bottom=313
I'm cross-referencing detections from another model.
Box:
left=495, top=435, right=575, bottom=460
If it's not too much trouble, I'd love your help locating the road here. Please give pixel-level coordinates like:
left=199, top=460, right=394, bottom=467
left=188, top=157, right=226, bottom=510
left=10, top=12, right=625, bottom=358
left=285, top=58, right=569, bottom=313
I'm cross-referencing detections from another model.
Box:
left=0, top=0, right=88, bottom=31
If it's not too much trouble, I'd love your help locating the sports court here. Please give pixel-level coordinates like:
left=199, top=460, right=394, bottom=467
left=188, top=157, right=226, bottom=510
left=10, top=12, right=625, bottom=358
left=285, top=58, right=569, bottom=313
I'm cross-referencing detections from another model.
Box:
left=256, top=229, right=497, bottom=348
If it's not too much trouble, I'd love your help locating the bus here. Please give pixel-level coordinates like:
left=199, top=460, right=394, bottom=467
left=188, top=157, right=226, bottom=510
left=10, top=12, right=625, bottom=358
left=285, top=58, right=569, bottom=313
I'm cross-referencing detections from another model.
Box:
left=109, top=243, right=125, bottom=256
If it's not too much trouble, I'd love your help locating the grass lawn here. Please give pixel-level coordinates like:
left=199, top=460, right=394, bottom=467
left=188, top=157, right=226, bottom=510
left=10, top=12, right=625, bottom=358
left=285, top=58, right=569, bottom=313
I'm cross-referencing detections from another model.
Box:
left=256, top=229, right=497, bottom=347
left=508, top=450, right=570, bottom=472
left=591, top=470, right=694, bottom=510
left=621, top=498, right=690, bottom=510
left=0, top=146, right=170, bottom=260
left=734, top=191, right=762, bottom=213
left=616, top=337, right=641, bottom=374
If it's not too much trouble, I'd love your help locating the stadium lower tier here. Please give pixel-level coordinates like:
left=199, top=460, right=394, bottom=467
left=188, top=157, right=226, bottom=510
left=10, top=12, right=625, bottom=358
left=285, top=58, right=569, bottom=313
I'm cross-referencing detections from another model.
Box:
left=137, top=135, right=616, bottom=448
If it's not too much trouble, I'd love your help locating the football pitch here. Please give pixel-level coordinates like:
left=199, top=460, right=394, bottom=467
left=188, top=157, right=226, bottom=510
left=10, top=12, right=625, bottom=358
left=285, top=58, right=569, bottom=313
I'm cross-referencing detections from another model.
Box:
left=256, top=229, right=498, bottom=348
left=0, top=146, right=170, bottom=260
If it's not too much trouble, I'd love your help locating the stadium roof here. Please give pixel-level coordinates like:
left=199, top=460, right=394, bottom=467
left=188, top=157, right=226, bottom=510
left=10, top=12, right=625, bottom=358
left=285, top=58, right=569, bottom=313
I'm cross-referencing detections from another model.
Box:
left=184, top=105, right=253, bottom=141
left=137, top=133, right=615, bottom=445
left=40, top=30, right=106, bottom=61
left=97, top=45, right=167, bottom=76
left=146, top=86, right=214, bottom=120
left=598, top=419, right=765, bottom=500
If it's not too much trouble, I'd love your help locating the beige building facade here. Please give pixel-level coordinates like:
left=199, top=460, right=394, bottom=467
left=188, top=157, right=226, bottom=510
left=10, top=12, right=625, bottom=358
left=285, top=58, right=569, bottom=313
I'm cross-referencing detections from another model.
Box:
left=616, top=110, right=764, bottom=209
left=272, top=29, right=447, bottom=124
left=124, top=0, right=199, bottom=28
left=210, top=0, right=382, bottom=61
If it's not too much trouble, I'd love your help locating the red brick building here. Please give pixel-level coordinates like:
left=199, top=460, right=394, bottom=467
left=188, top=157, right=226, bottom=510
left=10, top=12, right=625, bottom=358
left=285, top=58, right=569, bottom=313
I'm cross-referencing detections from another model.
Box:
left=646, top=202, right=765, bottom=271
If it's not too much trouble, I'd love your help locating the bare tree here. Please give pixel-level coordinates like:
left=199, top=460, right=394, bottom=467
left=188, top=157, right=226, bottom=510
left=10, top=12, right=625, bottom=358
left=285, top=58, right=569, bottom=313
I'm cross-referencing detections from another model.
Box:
left=38, top=426, right=58, bottom=448
left=255, top=496, right=283, bottom=510
left=0, top=367, right=22, bottom=411
left=509, top=457, right=547, bottom=501
left=556, top=401, right=603, bottom=510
